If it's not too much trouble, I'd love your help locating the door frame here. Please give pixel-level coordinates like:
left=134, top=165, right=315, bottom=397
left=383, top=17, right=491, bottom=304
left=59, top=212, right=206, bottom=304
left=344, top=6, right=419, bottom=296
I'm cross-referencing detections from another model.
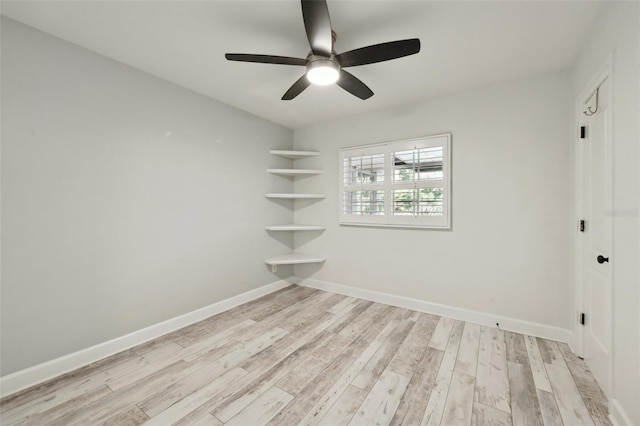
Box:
left=574, top=54, right=614, bottom=397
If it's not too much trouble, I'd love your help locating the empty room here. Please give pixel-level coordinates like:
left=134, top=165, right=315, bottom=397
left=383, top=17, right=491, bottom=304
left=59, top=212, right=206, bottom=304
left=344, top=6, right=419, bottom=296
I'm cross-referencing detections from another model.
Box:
left=1, top=1, right=638, bottom=425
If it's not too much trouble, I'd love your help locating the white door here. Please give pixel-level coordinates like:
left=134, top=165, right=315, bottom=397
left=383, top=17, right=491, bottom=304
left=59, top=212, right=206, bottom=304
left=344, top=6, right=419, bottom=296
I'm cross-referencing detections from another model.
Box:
left=580, top=76, right=612, bottom=396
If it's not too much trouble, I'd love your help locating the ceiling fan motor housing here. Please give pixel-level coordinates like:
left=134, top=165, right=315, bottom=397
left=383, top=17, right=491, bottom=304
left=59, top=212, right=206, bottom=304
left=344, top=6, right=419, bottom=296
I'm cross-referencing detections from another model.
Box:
left=306, top=54, right=340, bottom=85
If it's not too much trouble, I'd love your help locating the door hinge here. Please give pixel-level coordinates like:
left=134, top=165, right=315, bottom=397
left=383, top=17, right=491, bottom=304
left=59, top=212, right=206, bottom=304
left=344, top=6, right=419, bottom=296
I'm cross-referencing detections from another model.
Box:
left=579, top=220, right=585, bottom=232
left=580, top=313, right=586, bottom=325
left=580, top=126, right=586, bottom=139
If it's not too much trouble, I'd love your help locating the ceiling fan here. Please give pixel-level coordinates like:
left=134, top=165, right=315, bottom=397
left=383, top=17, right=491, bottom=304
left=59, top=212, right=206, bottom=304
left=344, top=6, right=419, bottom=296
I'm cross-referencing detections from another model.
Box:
left=225, top=0, right=421, bottom=100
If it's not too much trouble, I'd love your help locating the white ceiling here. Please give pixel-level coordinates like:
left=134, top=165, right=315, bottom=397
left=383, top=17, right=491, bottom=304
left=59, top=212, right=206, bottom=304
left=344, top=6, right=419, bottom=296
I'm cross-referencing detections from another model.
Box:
left=1, top=1, right=604, bottom=129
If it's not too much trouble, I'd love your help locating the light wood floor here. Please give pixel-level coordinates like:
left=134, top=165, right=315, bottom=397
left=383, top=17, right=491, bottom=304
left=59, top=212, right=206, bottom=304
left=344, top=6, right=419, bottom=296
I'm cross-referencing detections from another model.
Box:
left=0, top=285, right=610, bottom=426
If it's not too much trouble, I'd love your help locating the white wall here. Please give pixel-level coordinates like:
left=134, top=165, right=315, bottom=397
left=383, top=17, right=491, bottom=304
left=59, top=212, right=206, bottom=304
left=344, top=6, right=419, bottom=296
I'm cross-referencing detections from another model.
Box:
left=572, top=2, right=640, bottom=424
left=293, top=71, right=573, bottom=332
left=0, top=18, right=294, bottom=376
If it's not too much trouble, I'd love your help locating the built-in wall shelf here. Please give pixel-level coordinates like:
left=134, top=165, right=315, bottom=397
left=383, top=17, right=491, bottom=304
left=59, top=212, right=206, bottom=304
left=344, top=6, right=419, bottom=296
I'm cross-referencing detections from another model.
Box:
left=266, top=149, right=324, bottom=269
left=265, top=225, right=326, bottom=231
left=267, top=169, right=323, bottom=176
left=266, top=193, right=326, bottom=199
left=265, top=253, right=326, bottom=266
left=270, top=150, right=320, bottom=159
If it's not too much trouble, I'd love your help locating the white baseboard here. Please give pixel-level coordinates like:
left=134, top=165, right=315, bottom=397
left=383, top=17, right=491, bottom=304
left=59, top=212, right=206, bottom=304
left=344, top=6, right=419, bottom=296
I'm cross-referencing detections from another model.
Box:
left=293, top=277, right=574, bottom=345
left=610, top=398, right=635, bottom=426
left=0, top=280, right=292, bottom=399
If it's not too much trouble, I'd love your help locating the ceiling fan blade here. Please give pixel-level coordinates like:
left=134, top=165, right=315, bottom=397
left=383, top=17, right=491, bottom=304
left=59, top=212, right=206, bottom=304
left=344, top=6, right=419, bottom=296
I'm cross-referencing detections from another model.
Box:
left=337, top=70, right=373, bottom=100
left=282, top=75, right=312, bottom=100
left=336, top=38, right=421, bottom=68
left=301, top=0, right=333, bottom=57
left=225, top=54, right=307, bottom=66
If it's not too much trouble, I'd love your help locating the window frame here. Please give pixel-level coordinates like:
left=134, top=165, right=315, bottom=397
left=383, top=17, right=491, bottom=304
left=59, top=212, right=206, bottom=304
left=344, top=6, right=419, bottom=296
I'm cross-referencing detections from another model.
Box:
left=339, top=133, right=451, bottom=229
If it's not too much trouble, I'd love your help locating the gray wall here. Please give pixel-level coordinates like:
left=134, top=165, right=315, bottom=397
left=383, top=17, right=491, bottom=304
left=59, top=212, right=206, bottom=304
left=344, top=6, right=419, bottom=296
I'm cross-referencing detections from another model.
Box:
left=0, top=18, right=294, bottom=375
left=292, top=71, right=574, bottom=330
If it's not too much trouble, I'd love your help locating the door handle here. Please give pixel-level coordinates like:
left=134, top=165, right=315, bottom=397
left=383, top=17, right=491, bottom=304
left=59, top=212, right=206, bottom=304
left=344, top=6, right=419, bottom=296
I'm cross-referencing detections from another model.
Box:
left=597, top=255, right=609, bottom=264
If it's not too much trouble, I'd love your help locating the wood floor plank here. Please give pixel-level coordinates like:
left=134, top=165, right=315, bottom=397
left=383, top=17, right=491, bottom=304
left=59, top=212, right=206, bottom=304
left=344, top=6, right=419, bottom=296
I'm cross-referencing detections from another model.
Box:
left=220, top=303, right=372, bottom=410
left=441, top=371, right=475, bottom=426
left=0, top=349, right=134, bottom=414
left=238, top=312, right=335, bottom=373
left=389, top=347, right=443, bottom=426
left=348, top=369, right=410, bottom=426
left=143, top=367, right=248, bottom=426
left=316, top=385, right=367, bottom=425
left=167, top=285, right=302, bottom=347
left=89, top=341, right=184, bottom=388
left=536, top=389, right=563, bottom=426
left=505, top=331, right=529, bottom=365
left=138, top=346, right=245, bottom=417
left=408, top=311, right=421, bottom=321
left=0, top=341, right=183, bottom=425
left=545, top=363, right=594, bottom=426
left=339, top=300, right=363, bottom=315
left=204, top=327, right=289, bottom=369
left=524, top=335, right=553, bottom=393
left=428, top=317, right=456, bottom=351
left=235, top=295, right=365, bottom=375
left=266, top=292, right=344, bottom=333
left=327, top=300, right=375, bottom=334
left=342, top=306, right=403, bottom=358
left=179, top=319, right=256, bottom=362
left=106, top=343, right=198, bottom=391
left=18, top=385, right=112, bottom=426
left=192, top=329, right=335, bottom=425
left=209, top=303, right=372, bottom=424
left=455, top=322, right=481, bottom=377
left=178, top=286, right=317, bottom=348
left=474, top=326, right=511, bottom=414
left=557, top=343, right=589, bottom=369
left=47, top=360, right=198, bottom=425
left=387, top=313, right=439, bottom=378
left=191, top=413, right=224, bottom=426
left=275, top=303, right=381, bottom=396
left=421, top=320, right=465, bottom=426
left=102, top=405, right=149, bottom=426
left=296, top=317, right=407, bottom=426
left=138, top=327, right=287, bottom=417
left=250, top=286, right=320, bottom=322
left=507, top=360, right=544, bottom=426
left=351, top=319, right=415, bottom=391
left=471, top=402, right=513, bottom=426
left=221, top=291, right=335, bottom=351
left=537, top=338, right=567, bottom=367
left=267, top=353, right=356, bottom=425
left=563, top=359, right=611, bottom=426
left=327, top=297, right=357, bottom=314
left=188, top=307, right=369, bottom=425
left=225, top=386, right=293, bottom=426
left=215, top=286, right=311, bottom=330
left=332, top=301, right=386, bottom=341
left=275, top=342, right=348, bottom=396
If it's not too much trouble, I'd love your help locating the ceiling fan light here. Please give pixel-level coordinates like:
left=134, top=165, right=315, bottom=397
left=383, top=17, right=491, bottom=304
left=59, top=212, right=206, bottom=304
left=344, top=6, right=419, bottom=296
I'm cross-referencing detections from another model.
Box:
left=306, top=59, right=339, bottom=85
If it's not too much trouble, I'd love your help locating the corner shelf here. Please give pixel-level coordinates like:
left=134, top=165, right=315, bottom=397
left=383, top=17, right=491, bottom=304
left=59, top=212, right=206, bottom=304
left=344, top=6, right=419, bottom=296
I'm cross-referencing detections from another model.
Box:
left=266, top=148, right=325, bottom=269
left=268, top=169, right=323, bottom=176
left=270, top=150, right=320, bottom=159
left=265, top=253, right=326, bottom=266
left=266, top=225, right=326, bottom=231
left=266, top=193, right=325, bottom=199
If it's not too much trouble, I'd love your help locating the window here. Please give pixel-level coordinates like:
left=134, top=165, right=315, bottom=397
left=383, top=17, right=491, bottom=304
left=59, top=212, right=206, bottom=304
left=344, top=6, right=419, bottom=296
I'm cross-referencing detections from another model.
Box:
left=339, top=134, right=451, bottom=228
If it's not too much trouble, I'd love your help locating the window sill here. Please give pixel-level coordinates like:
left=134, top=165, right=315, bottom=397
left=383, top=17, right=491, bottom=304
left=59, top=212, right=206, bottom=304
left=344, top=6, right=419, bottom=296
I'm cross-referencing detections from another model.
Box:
left=339, top=222, right=451, bottom=230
